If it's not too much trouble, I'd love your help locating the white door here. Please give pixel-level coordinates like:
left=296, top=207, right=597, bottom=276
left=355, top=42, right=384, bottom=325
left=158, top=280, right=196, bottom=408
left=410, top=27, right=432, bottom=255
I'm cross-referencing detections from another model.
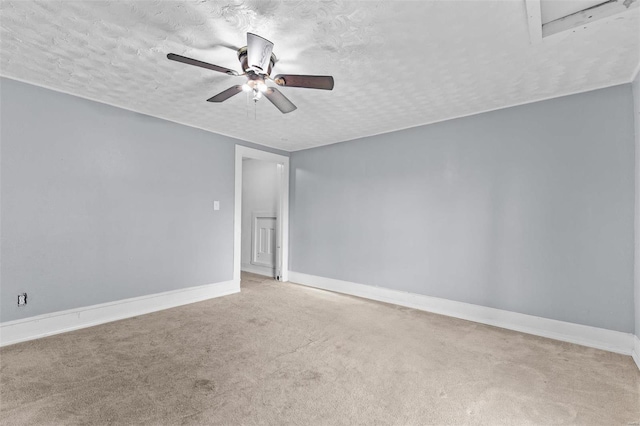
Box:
left=252, top=213, right=276, bottom=268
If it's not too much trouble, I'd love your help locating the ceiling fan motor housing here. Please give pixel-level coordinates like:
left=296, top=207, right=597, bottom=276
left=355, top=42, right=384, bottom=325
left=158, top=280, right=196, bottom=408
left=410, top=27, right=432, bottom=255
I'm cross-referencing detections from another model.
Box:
left=237, top=46, right=276, bottom=75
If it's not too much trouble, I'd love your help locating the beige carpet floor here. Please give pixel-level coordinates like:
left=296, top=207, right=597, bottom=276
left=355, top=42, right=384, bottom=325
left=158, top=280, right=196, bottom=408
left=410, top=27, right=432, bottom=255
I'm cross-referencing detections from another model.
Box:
left=1, top=272, right=638, bottom=425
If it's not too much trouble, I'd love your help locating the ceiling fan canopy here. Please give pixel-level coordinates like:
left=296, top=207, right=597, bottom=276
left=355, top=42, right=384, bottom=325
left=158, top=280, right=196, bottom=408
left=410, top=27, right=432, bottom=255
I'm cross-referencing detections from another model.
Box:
left=167, top=32, right=334, bottom=114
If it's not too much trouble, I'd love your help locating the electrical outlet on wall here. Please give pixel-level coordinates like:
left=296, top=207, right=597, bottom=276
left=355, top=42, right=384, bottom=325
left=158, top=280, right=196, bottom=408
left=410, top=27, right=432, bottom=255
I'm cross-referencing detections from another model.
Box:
left=17, top=293, right=27, bottom=306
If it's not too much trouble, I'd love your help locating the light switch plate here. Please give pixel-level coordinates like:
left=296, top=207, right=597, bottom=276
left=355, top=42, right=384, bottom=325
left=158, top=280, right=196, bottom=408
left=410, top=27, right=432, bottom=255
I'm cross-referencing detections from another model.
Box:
left=213, top=200, right=220, bottom=211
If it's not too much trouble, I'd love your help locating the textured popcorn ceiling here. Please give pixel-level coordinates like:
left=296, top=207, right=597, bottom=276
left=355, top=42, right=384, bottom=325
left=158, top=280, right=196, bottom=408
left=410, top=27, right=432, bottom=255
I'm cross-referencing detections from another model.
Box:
left=1, top=1, right=638, bottom=151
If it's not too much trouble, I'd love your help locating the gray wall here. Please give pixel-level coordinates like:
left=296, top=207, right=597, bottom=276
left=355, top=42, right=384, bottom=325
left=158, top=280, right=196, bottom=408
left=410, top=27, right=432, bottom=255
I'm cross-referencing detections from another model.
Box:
left=633, top=71, right=640, bottom=337
left=290, top=84, right=636, bottom=333
left=0, top=77, right=286, bottom=322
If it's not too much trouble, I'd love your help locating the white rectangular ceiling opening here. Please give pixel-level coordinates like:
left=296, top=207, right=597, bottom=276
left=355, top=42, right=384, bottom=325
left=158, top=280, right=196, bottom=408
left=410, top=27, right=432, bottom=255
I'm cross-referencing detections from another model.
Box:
left=527, top=0, right=639, bottom=42
left=540, top=0, right=608, bottom=24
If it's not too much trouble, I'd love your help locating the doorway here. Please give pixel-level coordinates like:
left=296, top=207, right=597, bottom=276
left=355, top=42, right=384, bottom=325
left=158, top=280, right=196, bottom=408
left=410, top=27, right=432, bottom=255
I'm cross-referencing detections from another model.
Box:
left=234, top=146, right=289, bottom=285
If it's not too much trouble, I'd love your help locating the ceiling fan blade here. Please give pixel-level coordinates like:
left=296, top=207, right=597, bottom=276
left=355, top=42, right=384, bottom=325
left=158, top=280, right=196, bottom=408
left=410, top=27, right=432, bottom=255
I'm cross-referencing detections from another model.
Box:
left=273, top=74, right=334, bottom=90
left=264, top=87, right=297, bottom=114
left=246, top=33, right=274, bottom=72
left=207, top=85, right=244, bottom=103
left=167, top=53, right=239, bottom=76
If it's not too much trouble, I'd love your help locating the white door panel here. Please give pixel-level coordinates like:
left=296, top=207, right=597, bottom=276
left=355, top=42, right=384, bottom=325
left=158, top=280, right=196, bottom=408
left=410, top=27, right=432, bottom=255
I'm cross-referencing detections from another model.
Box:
left=252, top=213, right=276, bottom=268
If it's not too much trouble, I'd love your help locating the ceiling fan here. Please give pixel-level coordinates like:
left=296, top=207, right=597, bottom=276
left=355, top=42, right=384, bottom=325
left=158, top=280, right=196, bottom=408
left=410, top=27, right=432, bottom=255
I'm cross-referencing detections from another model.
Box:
left=167, top=33, right=334, bottom=114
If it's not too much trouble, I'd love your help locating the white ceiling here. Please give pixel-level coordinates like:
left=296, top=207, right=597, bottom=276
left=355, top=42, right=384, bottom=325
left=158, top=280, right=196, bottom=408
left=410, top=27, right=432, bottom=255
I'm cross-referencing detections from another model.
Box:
left=1, top=1, right=638, bottom=152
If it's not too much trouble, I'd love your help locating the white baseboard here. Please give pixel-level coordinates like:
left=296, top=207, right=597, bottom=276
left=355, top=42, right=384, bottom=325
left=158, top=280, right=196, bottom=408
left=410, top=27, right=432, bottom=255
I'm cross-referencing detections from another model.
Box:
left=288, top=272, right=635, bottom=357
left=241, top=263, right=274, bottom=277
left=0, top=279, right=240, bottom=347
left=632, top=335, right=640, bottom=370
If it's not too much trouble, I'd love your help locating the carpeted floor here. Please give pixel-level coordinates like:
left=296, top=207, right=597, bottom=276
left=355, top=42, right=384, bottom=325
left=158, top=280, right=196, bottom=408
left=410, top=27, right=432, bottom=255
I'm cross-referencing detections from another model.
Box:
left=1, top=272, right=638, bottom=425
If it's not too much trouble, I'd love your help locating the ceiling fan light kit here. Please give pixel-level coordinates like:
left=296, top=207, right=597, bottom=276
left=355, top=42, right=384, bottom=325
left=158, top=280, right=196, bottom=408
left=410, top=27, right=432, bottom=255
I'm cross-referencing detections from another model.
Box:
left=168, top=32, right=334, bottom=114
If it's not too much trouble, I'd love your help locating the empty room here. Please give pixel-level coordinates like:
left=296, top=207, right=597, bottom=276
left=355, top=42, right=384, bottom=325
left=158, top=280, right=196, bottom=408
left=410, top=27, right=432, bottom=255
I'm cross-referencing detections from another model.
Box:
left=1, top=0, right=639, bottom=424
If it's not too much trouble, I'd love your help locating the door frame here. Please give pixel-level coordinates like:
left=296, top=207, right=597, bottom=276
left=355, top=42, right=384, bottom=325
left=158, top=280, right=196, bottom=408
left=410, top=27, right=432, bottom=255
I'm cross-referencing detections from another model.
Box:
left=234, top=145, right=289, bottom=284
